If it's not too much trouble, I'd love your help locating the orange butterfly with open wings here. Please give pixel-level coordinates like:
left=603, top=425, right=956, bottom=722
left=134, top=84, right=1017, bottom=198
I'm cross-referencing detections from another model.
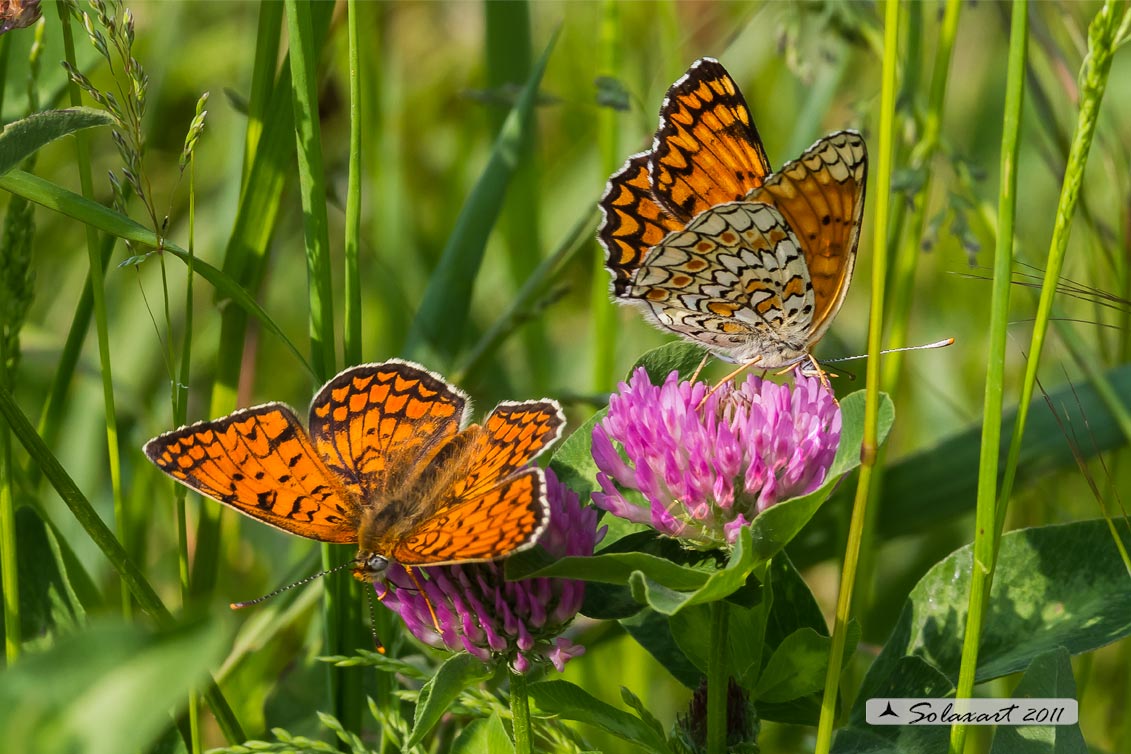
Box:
left=144, top=360, right=564, bottom=582
left=598, top=57, right=867, bottom=370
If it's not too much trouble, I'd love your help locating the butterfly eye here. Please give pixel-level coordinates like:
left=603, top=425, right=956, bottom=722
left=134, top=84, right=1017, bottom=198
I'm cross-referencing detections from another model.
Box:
left=355, top=553, right=389, bottom=581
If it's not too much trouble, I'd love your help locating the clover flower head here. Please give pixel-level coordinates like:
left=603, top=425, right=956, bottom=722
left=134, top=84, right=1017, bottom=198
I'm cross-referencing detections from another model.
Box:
left=591, top=368, right=840, bottom=547
left=377, top=469, right=600, bottom=673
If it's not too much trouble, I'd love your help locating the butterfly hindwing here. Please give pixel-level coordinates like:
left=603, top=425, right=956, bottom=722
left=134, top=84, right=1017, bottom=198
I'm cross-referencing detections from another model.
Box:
left=144, top=404, right=359, bottom=543
left=389, top=467, right=548, bottom=566
left=753, top=130, right=867, bottom=346
left=628, top=201, right=814, bottom=365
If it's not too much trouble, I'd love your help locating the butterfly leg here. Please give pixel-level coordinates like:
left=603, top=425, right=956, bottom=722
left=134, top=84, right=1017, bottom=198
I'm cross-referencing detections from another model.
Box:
left=687, top=352, right=711, bottom=384
left=696, top=356, right=762, bottom=410
left=402, top=566, right=444, bottom=638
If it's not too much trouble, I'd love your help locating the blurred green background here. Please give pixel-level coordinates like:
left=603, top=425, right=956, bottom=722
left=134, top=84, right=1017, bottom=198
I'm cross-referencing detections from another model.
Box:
left=2, top=1, right=1131, bottom=751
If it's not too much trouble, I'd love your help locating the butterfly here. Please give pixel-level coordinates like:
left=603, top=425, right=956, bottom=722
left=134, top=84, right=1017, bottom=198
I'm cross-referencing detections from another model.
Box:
left=598, top=57, right=867, bottom=370
left=144, top=360, right=565, bottom=583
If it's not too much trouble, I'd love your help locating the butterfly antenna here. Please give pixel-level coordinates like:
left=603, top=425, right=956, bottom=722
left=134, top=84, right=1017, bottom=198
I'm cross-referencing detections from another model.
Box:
left=229, top=559, right=357, bottom=610
left=819, top=337, right=955, bottom=365
left=365, top=586, right=387, bottom=655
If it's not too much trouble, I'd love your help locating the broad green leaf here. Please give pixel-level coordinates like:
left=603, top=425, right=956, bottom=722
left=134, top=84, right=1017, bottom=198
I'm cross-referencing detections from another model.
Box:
left=407, top=653, right=494, bottom=747
left=527, top=679, right=672, bottom=753
left=989, top=648, right=1086, bottom=754
left=619, top=609, right=702, bottom=688
left=620, top=687, right=666, bottom=738
left=753, top=628, right=830, bottom=703
left=0, top=108, right=115, bottom=176
left=794, top=365, right=1131, bottom=566
left=834, top=657, right=953, bottom=753
left=6, top=506, right=85, bottom=642
left=0, top=618, right=227, bottom=754
left=630, top=341, right=708, bottom=384
left=404, top=31, right=559, bottom=364
left=548, top=408, right=606, bottom=505
left=748, top=390, right=894, bottom=562
left=450, top=713, right=515, bottom=754
left=856, top=519, right=1131, bottom=710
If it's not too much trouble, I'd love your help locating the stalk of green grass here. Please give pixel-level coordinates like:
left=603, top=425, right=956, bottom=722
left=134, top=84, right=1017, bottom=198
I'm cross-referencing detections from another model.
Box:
left=590, top=0, right=621, bottom=391
left=194, top=1, right=290, bottom=598
left=485, top=0, right=550, bottom=392
left=952, top=2, right=1128, bottom=750
left=0, top=381, right=245, bottom=742
left=176, top=148, right=201, bottom=754
left=0, top=354, right=14, bottom=662
left=706, top=599, right=729, bottom=754
left=57, top=0, right=130, bottom=618
left=285, top=1, right=366, bottom=741
left=856, top=0, right=961, bottom=622
left=948, top=2, right=1027, bottom=750
left=813, top=0, right=899, bottom=750
left=509, top=667, right=533, bottom=754
left=344, top=0, right=363, bottom=367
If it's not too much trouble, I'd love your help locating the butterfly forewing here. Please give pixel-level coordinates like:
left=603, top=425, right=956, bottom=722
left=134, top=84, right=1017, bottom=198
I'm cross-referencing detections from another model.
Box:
left=753, top=130, right=867, bottom=346
left=144, top=404, right=359, bottom=543
left=307, top=361, right=469, bottom=497
left=649, top=58, right=772, bottom=223
left=599, top=153, right=684, bottom=296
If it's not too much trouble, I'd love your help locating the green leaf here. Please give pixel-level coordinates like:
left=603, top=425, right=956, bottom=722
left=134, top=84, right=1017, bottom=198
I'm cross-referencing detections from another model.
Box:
left=856, top=519, right=1131, bottom=711
left=620, top=687, right=666, bottom=738
left=833, top=657, right=953, bottom=753
left=450, top=713, right=515, bottom=754
left=406, top=653, right=493, bottom=747
left=404, top=30, right=559, bottom=365
left=795, top=365, right=1131, bottom=566
left=619, top=608, right=702, bottom=688
left=630, top=341, right=708, bottom=384
left=748, top=390, right=894, bottom=562
left=527, top=679, right=672, bottom=753
left=548, top=407, right=606, bottom=505
left=0, top=618, right=227, bottom=754
left=989, top=648, right=1086, bottom=754
left=0, top=108, right=115, bottom=176
left=753, top=628, right=830, bottom=703
left=0, top=170, right=313, bottom=377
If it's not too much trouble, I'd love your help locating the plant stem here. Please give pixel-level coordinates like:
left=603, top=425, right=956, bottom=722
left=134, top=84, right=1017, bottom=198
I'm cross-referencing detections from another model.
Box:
left=344, top=0, right=362, bottom=367
left=59, top=0, right=130, bottom=619
left=707, top=599, right=729, bottom=754
left=591, top=0, right=621, bottom=391
left=953, top=1, right=1125, bottom=751
left=814, top=0, right=900, bottom=750
left=510, top=666, right=533, bottom=754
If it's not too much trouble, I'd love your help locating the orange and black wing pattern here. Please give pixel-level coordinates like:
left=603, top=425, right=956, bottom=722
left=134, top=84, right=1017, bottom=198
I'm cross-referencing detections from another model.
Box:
left=599, top=154, right=684, bottom=296
left=389, top=467, right=547, bottom=566
left=144, top=404, right=359, bottom=543
left=378, top=399, right=564, bottom=566
left=599, top=58, right=771, bottom=297
left=307, top=360, right=468, bottom=497
left=753, top=130, right=867, bottom=345
left=649, top=57, right=772, bottom=223
left=447, top=400, right=565, bottom=503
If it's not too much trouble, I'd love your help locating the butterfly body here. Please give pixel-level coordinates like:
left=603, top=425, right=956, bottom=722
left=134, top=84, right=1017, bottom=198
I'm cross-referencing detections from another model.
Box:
left=599, top=58, right=867, bottom=368
left=144, top=360, right=565, bottom=583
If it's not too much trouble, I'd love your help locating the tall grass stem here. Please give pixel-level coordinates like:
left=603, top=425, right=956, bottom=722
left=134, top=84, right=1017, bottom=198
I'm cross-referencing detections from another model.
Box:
left=344, top=0, right=363, bottom=366
left=814, top=0, right=900, bottom=749
left=58, top=0, right=130, bottom=618
left=949, top=1, right=1027, bottom=749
